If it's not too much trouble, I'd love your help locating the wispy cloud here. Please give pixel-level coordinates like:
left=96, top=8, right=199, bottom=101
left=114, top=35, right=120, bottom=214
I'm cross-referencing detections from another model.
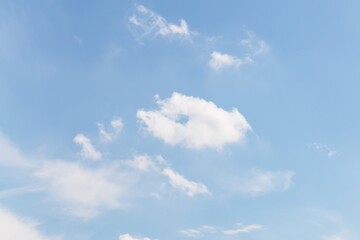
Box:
left=0, top=207, right=60, bottom=240
left=34, top=160, right=129, bottom=219
left=180, top=223, right=263, bottom=238
left=180, top=225, right=217, bottom=238
left=0, top=132, right=33, bottom=168
left=0, top=186, right=43, bottom=199
left=227, top=169, right=294, bottom=196
left=98, top=118, right=124, bottom=143
left=162, top=168, right=209, bottom=197
left=137, top=92, right=251, bottom=150
left=73, top=134, right=102, bottom=160
left=312, top=142, right=337, bottom=157
left=126, top=155, right=209, bottom=197
left=129, top=4, right=193, bottom=40
left=240, top=32, right=269, bottom=56
left=209, top=32, right=269, bottom=71
left=222, top=224, right=263, bottom=235
left=322, top=232, right=356, bottom=240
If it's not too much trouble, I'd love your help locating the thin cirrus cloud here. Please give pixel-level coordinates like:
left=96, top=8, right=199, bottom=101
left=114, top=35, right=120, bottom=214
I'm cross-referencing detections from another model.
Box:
left=233, top=169, right=295, bottom=196
left=129, top=4, right=193, bottom=40
left=137, top=92, right=251, bottom=150
left=180, top=225, right=217, bottom=238
left=222, top=224, right=263, bottom=235
left=0, top=207, right=59, bottom=240
left=180, top=223, right=262, bottom=238
left=73, top=134, right=102, bottom=161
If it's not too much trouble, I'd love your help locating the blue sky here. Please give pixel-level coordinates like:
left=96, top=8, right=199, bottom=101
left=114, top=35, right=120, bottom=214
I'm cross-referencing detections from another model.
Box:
left=1, top=0, right=360, bottom=239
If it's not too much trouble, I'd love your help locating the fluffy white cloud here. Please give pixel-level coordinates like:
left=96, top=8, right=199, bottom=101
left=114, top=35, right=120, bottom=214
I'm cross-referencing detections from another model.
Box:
left=34, top=161, right=128, bottom=219
left=222, top=224, right=263, bottom=235
left=137, top=92, right=251, bottom=150
left=119, top=233, right=153, bottom=240
left=0, top=132, right=33, bottom=168
left=162, top=168, right=209, bottom=197
left=209, top=51, right=253, bottom=71
left=98, top=118, right=123, bottom=143
left=73, top=134, right=102, bottom=160
left=235, top=169, right=294, bottom=196
left=0, top=207, right=58, bottom=240
left=129, top=4, right=192, bottom=40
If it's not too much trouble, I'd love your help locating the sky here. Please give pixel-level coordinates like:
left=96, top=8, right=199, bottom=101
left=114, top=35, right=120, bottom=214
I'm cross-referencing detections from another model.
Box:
left=1, top=0, right=360, bottom=239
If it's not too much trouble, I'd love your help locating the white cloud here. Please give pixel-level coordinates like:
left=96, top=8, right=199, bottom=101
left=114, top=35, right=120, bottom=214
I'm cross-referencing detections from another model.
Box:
left=137, top=92, right=251, bottom=150
left=209, top=51, right=253, bottom=70
left=209, top=32, right=269, bottom=71
left=0, top=207, right=59, bottom=240
left=98, top=118, right=124, bottom=143
left=162, top=168, right=209, bottom=197
left=73, top=134, right=102, bottom=160
left=129, top=4, right=192, bottom=40
left=223, top=224, right=263, bottom=235
left=180, top=225, right=217, bottom=238
left=34, top=160, right=128, bottom=219
left=119, top=233, right=153, bottom=240
left=126, top=155, right=158, bottom=172
left=235, top=169, right=294, bottom=196
left=180, top=223, right=263, bottom=238
left=0, top=132, right=33, bottom=168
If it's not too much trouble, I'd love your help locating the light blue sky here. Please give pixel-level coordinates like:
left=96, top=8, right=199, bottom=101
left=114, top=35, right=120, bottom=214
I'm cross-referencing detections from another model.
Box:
left=1, top=1, right=360, bottom=240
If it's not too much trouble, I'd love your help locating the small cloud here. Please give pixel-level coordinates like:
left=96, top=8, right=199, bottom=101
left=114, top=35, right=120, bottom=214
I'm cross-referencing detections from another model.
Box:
left=98, top=118, right=124, bottom=143
left=312, top=142, right=337, bottom=157
left=233, top=169, right=294, bottom=196
left=126, top=155, right=158, bottom=172
left=162, top=168, right=209, bottom=197
left=180, top=225, right=217, bottom=238
left=223, top=224, right=263, bottom=235
left=137, top=92, right=251, bottom=150
left=209, top=51, right=253, bottom=70
left=129, top=4, right=193, bottom=40
left=119, top=233, right=154, bottom=240
left=73, top=134, right=102, bottom=160
left=240, top=32, right=269, bottom=56
left=209, top=32, right=269, bottom=71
